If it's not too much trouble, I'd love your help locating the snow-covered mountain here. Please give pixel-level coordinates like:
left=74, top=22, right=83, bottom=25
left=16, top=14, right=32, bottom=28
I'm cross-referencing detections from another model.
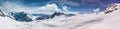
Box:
left=35, top=12, right=76, bottom=21
left=0, top=3, right=120, bottom=29
left=9, top=11, right=76, bottom=22
left=10, top=12, right=33, bottom=22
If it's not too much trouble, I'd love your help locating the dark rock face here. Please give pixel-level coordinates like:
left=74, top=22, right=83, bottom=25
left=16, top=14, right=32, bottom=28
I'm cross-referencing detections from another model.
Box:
left=50, top=12, right=64, bottom=18
left=104, top=4, right=119, bottom=14
left=11, top=12, right=32, bottom=22
left=36, top=15, right=50, bottom=20
left=36, top=12, right=64, bottom=20
left=0, top=10, right=5, bottom=17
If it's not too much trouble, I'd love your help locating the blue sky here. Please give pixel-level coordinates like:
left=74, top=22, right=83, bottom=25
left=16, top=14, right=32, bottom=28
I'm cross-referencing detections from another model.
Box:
left=0, top=0, right=120, bottom=14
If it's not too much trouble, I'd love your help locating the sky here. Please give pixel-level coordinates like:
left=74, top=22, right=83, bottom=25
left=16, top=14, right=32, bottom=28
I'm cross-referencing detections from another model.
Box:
left=0, top=0, right=120, bottom=14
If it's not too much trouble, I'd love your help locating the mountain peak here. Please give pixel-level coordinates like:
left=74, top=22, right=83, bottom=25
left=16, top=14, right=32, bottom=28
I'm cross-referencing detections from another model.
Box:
left=11, top=12, right=33, bottom=22
left=104, top=3, right=120, bottom=14
left=0, top=10, right=6, bottom=17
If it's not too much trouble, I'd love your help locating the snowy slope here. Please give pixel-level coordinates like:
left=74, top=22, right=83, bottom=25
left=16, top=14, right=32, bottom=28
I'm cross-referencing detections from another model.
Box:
left=90, top=4, right=120, bottom=29
left=30, top=3, right=120, bottom=29
left=0, top=3, right=120, bottom=29
left=0, top=16, right=21, bottom=29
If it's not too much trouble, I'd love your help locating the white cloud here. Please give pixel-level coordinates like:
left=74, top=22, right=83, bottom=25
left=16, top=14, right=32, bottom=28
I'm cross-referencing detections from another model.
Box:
left=1, top=1, right=62, bottom=15
left=30, top=3, right=62, bottom=14
left=62, top=5, right=69, bottom=11
left=93, top=8, right=100, bottom=12
left=37, top=4, right=61, bottom=11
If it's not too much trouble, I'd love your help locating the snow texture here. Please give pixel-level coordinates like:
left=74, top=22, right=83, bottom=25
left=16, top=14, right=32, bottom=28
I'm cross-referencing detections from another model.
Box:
left=0, top=3, right=120, bottom=29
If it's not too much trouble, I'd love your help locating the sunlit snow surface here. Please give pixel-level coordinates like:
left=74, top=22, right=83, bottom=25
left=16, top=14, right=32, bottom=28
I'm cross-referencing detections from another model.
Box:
left=0, top=4, right=120, bottom=29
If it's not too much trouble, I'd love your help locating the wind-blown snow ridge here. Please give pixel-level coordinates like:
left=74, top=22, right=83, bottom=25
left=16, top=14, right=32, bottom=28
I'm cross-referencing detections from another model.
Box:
left=0, top=3, right=120, bottom=29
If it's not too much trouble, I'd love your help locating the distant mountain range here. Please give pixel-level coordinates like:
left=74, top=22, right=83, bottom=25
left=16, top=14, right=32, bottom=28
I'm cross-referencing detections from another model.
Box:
left=0, top=3, right=119, bottom=22
left=0, top=3, right=120, bottom=29
left=0, top=10, right=76, bottom=22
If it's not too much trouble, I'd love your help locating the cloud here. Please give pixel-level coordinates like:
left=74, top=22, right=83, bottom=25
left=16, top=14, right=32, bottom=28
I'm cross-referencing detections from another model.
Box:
left=62, top=5, right=69, bottom=11
left=1, top=1, right=62, bottom=15
left=30, top=3, right=62, bottom=14
left=37, top=3, right=61, bottom=11
left=93, top=8, right=100, bottom=12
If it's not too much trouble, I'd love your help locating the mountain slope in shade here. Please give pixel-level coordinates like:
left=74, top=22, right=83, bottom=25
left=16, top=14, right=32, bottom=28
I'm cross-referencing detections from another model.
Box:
left=0, top=3, right=120, bottom=29
left=11, top=12, right=32, bottom=22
